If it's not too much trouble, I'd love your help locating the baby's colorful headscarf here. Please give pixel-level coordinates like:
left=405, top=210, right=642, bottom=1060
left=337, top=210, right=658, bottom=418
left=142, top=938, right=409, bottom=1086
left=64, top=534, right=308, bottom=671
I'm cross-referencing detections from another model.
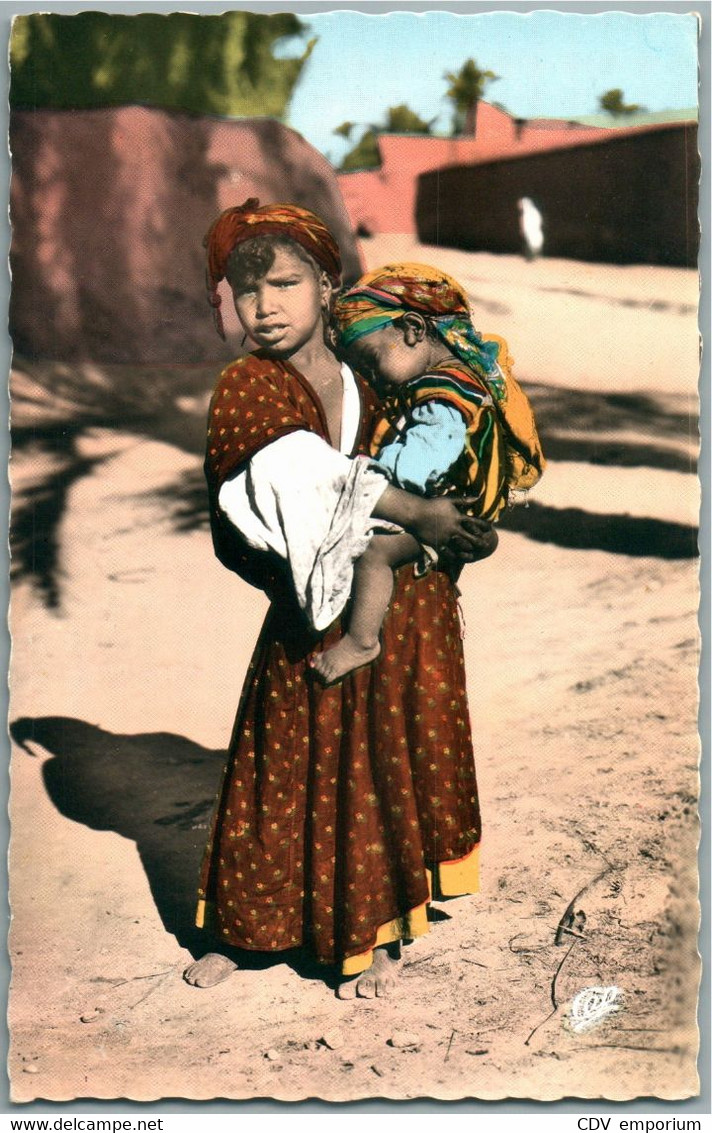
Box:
left=204, top=198, right=342, bottom=339
left=334, top=263, right=504, bottom=399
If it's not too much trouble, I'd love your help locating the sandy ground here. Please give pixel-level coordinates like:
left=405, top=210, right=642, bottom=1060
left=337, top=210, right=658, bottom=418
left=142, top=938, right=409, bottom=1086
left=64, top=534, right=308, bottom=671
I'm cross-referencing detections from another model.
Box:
left=7, top=241, right=701, bottom=1103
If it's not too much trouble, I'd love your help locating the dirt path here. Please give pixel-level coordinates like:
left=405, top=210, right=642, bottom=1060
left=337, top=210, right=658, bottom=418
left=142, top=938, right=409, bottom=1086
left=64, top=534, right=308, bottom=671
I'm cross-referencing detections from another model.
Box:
left=8, top=247, right=700, bottom=1102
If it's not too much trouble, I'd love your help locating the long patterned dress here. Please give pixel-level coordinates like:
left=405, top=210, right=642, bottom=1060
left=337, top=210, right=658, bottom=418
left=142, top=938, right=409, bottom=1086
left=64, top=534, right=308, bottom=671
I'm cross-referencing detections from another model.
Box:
left=198, top=351, right=481, bottom=975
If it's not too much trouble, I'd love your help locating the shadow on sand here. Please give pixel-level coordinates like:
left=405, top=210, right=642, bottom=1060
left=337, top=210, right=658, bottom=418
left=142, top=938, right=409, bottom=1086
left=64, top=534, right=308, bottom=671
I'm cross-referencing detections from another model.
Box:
left=531, top=385, right=697, bottom=427
left=10, top=366, right=699, bottom=610
left=10, top=357, right=214, bottom=609
left=498, top=501, right=698, bottom=559
left=9, top=716, right=332, bottom=984
left=10, top=425, right=109, bottom=609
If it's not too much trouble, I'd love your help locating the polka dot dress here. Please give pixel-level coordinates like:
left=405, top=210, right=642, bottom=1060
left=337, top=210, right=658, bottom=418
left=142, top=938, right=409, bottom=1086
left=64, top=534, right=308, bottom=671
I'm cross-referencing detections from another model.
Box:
left=198, top=355, right=481, bottom=967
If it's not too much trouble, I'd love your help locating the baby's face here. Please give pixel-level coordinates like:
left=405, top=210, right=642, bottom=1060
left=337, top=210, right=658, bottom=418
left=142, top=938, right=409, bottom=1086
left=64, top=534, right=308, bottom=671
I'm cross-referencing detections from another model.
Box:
left=346, top=324, right=425, bottom=392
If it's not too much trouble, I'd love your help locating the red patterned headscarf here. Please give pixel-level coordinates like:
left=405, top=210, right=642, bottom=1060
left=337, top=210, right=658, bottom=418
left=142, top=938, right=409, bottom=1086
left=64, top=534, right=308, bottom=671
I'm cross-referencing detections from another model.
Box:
left=204, top=198, right=342, bottom=339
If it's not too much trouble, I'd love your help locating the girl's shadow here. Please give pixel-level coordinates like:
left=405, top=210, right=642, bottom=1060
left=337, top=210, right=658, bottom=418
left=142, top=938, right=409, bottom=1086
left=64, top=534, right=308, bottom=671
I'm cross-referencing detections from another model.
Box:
left=9, top=716, right=330, bottom=983
left=10, top=715, right=223, bottom=958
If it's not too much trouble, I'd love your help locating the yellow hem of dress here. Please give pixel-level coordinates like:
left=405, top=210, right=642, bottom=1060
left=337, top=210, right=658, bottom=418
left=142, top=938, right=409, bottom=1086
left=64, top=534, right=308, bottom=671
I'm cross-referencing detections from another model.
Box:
left=340, top=901, right=430, bottom=977
left=435, top=842, right=481, bottom=898
left=340, top=843, right=480, bottom=977
left=195, top=844, right=480, bottom=976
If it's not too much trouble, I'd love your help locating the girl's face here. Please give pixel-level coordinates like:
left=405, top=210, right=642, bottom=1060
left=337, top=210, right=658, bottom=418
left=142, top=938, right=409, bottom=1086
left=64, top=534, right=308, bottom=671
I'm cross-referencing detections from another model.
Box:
left=232, top=245, right=331, bottom=357
left=345, top=322, right=428, bottom=392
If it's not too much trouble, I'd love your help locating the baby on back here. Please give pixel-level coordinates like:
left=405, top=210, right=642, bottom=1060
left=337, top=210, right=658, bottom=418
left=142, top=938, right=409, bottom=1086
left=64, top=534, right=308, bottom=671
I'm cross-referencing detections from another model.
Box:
left=310, top=262, right=546, bottom=684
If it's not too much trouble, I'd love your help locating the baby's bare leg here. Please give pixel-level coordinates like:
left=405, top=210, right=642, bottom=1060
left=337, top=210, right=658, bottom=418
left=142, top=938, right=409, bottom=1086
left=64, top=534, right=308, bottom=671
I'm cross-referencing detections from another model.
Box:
left=311, top=532, right=420, bottom=684
left=348, top=531, right=420, bottom=647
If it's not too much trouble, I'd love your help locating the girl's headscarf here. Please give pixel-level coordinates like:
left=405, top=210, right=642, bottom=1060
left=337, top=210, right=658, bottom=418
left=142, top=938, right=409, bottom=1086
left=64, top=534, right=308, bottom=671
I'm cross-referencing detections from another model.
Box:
left=333, top=263, right=504, bottom=399
left=204, top=198, right=342, bottom=339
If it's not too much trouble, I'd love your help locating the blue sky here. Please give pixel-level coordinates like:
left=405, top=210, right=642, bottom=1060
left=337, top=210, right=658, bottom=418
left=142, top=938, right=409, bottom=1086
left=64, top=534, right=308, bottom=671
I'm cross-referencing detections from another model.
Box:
left=277, top=9, right=699, bottom=162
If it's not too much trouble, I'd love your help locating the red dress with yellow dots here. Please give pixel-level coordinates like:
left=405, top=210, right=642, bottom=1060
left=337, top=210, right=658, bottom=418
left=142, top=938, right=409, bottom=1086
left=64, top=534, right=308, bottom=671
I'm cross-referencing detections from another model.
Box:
left=197, top=352, right=481, bottom=975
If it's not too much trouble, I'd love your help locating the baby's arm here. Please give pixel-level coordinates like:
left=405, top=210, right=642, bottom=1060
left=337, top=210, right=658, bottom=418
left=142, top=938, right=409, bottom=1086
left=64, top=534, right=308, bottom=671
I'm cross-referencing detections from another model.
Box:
left=376, top=401, right=467, bottom=493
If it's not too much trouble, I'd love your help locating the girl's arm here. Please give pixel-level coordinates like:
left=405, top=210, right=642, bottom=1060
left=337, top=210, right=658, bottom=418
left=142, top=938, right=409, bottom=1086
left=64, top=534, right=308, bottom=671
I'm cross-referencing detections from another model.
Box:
left=217, top=429, right=496, bottom=636
left=217, top=430, right=396, bottom=631
left=372, top=485, right=497, bottom=560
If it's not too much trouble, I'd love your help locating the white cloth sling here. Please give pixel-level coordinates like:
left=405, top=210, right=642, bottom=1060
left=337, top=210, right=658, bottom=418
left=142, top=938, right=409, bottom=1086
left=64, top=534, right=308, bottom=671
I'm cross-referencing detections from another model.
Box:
left=218, top=364, right=395, bottom=632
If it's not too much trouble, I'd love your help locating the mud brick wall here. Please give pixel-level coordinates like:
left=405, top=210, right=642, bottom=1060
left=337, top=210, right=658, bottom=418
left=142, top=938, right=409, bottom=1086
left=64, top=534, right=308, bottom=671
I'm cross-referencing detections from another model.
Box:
left=10, top=107, right=362, bottom=363
left=416, top=125, right=699, bottom=267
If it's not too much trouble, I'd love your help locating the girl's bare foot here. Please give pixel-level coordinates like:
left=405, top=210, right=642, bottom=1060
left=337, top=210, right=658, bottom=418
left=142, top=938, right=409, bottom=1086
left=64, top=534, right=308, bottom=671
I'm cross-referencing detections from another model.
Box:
left=183, top=952, right=238, bottom=988
left=310, top=634, right=381, bottom=685
left=336, top=945, right=400, bottom=999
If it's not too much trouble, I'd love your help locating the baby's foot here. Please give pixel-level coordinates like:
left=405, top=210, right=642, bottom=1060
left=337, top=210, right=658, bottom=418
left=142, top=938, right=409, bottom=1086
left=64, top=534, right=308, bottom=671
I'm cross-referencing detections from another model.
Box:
left=183, top=952, right=238, bottom=988
left=336, top=946, right=400, bottom=999
left=310, top=634, right=381, bottom=685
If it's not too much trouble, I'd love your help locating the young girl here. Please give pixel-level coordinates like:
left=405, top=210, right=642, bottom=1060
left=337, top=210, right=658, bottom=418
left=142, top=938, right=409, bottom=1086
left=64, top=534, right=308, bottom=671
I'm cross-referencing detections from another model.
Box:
left=185, top=201, right=496, bottom=997
left=311, top=262, right=546, bottom=685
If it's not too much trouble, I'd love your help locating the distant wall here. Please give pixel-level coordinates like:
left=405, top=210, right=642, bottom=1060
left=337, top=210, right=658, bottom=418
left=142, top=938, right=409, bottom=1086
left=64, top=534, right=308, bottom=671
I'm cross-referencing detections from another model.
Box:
left=336, top=103, right=623, bottom=238
left=10, top=107, right=362, bottom=363
left=416, top=125, right=699, bottom=266
left=338, top=136, right=480, bottom=236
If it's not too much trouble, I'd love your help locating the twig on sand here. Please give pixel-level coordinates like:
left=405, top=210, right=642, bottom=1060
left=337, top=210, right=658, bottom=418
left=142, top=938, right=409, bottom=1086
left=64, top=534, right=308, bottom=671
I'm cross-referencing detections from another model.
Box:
left=524, top=863, right=620, bottom=1047
left=110, top=967, right=176, bottom=1010
left=572, top=1044, right=682, bottom=1055
left=444, top=1030, right=457, bottom=1062
left=82, top=967, right=175, bottom=1019
left=129, top=971, right=173, bottom=1009
left=508, top=933, right=548, bottom=954
left=405, top=954, right=436, bottom=968
left=105, top=969, right=174, bottom=990
left=524, top=941, right=577, bottom=1046
left=554, top=866, right=615, bottom=946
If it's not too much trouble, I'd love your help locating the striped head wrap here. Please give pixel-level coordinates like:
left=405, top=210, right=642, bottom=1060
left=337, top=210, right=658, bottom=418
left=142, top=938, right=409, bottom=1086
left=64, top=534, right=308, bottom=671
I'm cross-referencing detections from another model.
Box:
left=333, top=263, right=504, bottom=398
left=204, top=198, right=342, bottom=339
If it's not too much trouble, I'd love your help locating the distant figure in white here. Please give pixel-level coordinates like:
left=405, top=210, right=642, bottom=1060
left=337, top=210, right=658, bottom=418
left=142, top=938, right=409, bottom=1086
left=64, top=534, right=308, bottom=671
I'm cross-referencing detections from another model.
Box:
left=518, top=197, right=544, bottom=261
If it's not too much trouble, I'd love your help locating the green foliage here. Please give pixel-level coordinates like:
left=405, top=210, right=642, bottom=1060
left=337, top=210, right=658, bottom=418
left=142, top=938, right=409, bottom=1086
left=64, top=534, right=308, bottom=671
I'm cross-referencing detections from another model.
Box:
left=333, top=121, right=356, bottom=140
left=338, top=103, right=432, bottom=170
left=382, top=104, right=433, bottom=134
left=444, top=58, right=499, bottom=134
left=598, top=88, right=645, bottom=117
left=10, top=11, right=314, bottom=118
left=340, top=129, right=381, bottom=172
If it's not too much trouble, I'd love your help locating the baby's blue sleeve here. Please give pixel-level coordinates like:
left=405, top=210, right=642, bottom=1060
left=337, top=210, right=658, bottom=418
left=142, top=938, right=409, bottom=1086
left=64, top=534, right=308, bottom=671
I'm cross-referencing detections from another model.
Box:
left=375, top=401, right=467, bottom=493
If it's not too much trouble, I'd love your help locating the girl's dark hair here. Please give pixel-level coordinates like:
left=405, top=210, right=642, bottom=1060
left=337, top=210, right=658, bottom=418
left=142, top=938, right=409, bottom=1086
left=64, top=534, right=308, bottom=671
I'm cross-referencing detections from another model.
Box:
left=226, top=234, right=319, bottom=292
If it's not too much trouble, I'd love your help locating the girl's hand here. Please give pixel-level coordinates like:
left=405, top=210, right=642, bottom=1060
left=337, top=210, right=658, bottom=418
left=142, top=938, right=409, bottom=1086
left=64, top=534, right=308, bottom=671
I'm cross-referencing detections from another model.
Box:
left=412, top=497, right=498, bottom=560
left=372, top=485, right=498, bottom=561
left=442, top=519, right=498, bottom=563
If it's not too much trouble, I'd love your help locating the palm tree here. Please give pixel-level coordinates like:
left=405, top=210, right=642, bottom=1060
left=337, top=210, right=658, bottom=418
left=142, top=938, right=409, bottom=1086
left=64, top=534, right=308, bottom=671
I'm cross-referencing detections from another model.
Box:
left=444, top=58, right=499, bottom=135
left=339, top=129, right=381, bottom=171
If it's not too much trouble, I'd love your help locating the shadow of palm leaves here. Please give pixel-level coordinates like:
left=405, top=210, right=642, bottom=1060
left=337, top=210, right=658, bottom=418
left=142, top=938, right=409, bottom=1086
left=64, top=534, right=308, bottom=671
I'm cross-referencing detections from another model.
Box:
left=11, top=363, right=699, bottom=610
left=11, top=356, right=216, bottom=607
left=150, top=467, right=211, bottom=533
